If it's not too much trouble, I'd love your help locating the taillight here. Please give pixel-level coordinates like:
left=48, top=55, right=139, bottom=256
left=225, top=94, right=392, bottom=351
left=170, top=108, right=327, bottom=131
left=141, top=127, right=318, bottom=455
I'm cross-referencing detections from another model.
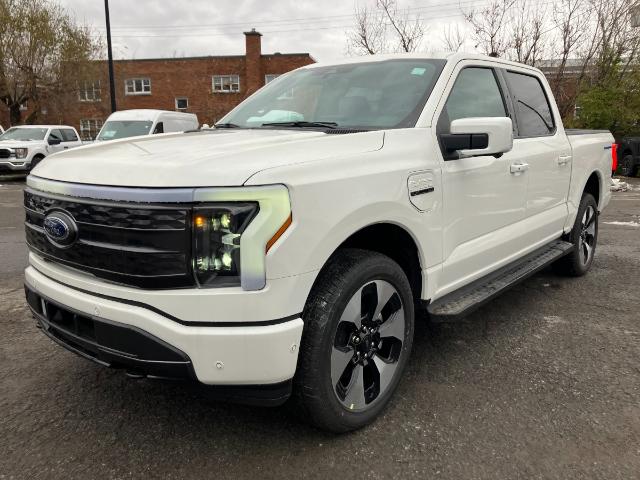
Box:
left=611, top=143, right=618, bottom=173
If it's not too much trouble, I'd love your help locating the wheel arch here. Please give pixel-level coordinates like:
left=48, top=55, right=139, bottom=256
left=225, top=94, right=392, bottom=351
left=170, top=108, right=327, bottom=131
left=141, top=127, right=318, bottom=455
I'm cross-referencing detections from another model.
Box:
left=311, top=221, right=424, bottom=303
left=583, top=170, right=601, bottom=208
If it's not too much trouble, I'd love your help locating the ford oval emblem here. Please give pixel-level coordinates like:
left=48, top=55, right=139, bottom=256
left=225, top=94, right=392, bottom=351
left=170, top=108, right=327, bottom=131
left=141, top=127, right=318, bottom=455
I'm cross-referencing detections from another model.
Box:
left=43, top=211, right=78, bottom=248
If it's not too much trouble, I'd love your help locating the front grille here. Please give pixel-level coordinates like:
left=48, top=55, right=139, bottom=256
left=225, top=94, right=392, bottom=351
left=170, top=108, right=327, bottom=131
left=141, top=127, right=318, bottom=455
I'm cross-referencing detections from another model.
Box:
left=24, top=188, right=195, bottom=288
left=0, top=149, right=11, bottom=159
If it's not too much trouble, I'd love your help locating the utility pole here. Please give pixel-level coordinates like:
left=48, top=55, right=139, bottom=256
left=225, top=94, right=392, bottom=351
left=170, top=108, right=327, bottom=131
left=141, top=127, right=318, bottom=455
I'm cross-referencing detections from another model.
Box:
left=104, top=0, right=117, bottom=113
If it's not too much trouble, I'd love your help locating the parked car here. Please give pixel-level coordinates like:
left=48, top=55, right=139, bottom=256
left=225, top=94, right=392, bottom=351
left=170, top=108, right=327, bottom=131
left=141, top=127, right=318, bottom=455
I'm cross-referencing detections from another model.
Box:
left=0, top=125, right=82, bottom=173
left=24, top=53, right=614, bottom=432
left=95, top=109, right=199, bottom=141
left=615, top=136, right=640, bottom=176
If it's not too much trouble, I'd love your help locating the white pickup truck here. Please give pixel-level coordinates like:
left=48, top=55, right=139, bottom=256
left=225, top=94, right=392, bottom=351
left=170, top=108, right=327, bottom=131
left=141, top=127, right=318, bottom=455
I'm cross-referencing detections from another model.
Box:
left=0, top=125, right=82, bottom=173
left=24, top=53, right=614, bottom=432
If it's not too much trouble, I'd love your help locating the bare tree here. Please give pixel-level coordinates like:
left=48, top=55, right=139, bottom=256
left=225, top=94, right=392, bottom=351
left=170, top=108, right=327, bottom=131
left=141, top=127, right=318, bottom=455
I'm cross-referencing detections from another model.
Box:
left=546, top=0, right=596, bottom=116
left=347, top=0, right=426, bottom=55
left=588, top=0, right=640, bottom=85
left=550, top=0, right=589, bottom=83
left=378, top=0, right=425, bottom=53
left=441, top=24, right=466, bottom=52
left=463, top=0, right=516, bottom=57
left=509, top=0, right=547, bottom=66
left=348, top=2, right=387, bottom=55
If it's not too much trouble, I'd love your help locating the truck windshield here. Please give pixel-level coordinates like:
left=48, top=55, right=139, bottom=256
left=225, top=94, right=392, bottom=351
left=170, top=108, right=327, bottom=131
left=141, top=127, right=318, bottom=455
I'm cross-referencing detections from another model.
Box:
left=97, top=120, right=153, bottom=141
left=0, top=127, right=48, bottom=141
left=220, top=59, right=446, bottom=130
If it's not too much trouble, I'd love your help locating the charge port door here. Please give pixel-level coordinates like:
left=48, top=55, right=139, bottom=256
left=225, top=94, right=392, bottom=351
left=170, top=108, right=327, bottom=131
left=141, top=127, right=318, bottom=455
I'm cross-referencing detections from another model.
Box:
left=407, top=171, right=436, bottom=212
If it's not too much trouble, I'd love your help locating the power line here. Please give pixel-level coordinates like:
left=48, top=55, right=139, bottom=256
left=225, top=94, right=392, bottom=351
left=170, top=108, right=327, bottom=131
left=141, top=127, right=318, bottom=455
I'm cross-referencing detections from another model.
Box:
left=87, top=0, right=568, bottom=41
left=94, top=0, right=491, bottom=30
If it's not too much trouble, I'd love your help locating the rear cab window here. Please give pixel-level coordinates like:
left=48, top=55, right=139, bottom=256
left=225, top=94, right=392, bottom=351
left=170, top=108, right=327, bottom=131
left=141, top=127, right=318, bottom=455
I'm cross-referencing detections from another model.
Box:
left=61, top=129, right=78, bottom=142
left=505, top=71, right=555, bottom=137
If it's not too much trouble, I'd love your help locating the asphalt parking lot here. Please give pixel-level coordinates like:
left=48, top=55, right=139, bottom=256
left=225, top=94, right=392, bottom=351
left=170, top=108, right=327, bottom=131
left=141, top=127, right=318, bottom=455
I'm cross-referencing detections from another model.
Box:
left=1, top=174, right=639, bottom=479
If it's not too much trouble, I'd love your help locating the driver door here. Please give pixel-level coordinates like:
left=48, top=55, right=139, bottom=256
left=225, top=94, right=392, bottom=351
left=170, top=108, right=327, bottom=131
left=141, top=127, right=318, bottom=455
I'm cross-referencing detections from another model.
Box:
left=434, top=62, right=528, bottom=297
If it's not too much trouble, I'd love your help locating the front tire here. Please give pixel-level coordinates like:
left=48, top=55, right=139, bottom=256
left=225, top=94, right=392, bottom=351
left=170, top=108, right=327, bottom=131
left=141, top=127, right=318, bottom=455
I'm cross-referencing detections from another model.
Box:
left=29, top=155, right=45, bottom=171
left=553, top=193, right=598, bottom=277
left=293, top=248, right=414, bottom=433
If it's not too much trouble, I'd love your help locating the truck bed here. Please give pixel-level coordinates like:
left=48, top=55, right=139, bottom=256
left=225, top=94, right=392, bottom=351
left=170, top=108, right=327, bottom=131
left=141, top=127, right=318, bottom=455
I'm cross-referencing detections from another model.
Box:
left=566, top=129, right=611, bottom=136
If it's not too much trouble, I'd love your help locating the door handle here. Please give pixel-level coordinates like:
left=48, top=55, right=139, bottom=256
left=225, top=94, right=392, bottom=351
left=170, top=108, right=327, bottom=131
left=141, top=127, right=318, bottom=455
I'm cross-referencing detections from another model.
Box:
left=557, top=155, right=572, bottom=165
left=510, top=163, right=529, bottom=174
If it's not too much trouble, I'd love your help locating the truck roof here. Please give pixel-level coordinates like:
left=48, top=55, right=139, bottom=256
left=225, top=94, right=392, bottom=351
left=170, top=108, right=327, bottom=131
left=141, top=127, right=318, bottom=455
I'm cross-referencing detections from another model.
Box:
left=8, top=125, right=76, bottom=129
left=302, top=52, right=543, bottom=74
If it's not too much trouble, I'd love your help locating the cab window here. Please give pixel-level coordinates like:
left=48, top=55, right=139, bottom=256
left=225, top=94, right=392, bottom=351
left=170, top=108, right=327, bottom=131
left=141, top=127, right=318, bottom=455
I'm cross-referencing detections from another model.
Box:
left=505, top=71, right=555, bottom=137
left=438, top=67, right=506, bottom=133
left=48, top=129, right=63, bottom=143
left=61, top=129, right=78, bottom=142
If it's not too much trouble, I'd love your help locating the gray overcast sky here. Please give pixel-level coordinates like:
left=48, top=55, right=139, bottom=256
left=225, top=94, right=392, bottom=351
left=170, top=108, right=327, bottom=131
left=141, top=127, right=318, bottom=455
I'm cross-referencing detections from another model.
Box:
left=57, top=0, right=474, bottom=63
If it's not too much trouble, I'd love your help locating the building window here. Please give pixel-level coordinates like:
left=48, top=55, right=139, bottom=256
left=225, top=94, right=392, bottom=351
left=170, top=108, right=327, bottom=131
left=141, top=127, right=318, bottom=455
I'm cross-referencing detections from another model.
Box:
left=125, top=78, right=151, bottom=95
left=19, top=101, right=28, bottom=111
left=175, top=97, right=188, bottom=110
left=265, top=74, right=280, bottom=84
left=80, top=119, right=103, bottom=140
left=212, top=75, right=240, bottom=93
left=78, top=80, right=101, bottom=102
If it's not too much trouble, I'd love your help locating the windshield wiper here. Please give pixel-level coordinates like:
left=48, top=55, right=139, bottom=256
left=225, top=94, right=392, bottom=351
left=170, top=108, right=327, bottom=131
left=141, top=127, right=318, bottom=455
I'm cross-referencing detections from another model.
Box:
left=214, top=123, right=242, bottom=129
left=261, top=121, right=338, bottom=129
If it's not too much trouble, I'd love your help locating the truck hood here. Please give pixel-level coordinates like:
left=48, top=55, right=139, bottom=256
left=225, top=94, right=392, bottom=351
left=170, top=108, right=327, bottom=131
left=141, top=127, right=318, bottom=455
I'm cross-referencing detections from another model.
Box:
left=0, top=140, right=44, bottom=149
left=32, top=129, right=385, bottom=187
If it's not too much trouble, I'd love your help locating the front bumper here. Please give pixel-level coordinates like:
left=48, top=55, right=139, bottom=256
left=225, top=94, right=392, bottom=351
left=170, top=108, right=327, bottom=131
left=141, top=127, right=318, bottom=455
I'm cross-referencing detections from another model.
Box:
left=26, top=285, right=196, bottom=379
left=0, top=160, right=29, bottom=172
left=25, top=266, right=304, bottom=389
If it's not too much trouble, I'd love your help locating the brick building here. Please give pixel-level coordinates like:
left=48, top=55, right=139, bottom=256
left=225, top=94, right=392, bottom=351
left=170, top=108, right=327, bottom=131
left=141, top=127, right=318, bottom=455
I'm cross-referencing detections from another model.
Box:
left=0, top=30, right=314, bottom=139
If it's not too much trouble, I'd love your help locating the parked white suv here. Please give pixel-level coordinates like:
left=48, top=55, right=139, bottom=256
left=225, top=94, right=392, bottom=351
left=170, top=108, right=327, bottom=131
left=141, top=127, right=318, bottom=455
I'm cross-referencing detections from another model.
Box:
left=24, top=53, right=613, bottom=432
left=0, top=125, right=82, bottom=173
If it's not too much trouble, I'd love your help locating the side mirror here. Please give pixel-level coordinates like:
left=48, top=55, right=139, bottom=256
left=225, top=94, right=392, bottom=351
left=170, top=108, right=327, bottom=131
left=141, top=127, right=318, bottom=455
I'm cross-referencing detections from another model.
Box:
left=48, top=137, right=61, bottom=146
left=441, top=117, right=513, bottom=160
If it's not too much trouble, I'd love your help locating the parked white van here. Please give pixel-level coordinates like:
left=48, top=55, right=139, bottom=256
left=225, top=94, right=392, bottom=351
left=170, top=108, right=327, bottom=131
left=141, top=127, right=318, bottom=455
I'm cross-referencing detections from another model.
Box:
left=95, top=109, right=198, bottom=141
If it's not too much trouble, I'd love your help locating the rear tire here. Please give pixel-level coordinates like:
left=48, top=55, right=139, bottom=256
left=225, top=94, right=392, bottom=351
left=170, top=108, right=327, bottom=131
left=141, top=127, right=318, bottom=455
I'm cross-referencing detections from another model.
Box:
left=617, top=154, right=637, bottom=177
left=553, top=193, right=598, bottom=277
left=293, top=248, right=414, bottom=433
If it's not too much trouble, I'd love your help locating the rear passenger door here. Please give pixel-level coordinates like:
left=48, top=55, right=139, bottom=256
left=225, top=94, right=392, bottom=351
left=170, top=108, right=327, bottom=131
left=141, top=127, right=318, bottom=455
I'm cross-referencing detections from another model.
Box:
left=501, top=69, right=572, bottom=243
left=435, top=63, right=528, bottom=295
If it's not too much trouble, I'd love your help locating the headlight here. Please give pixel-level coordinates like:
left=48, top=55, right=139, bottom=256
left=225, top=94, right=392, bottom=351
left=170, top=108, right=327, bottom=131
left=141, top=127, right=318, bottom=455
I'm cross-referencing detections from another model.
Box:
left=192, top=203, right=259, bottom=287
left=14, top=148, right=28, bottom=159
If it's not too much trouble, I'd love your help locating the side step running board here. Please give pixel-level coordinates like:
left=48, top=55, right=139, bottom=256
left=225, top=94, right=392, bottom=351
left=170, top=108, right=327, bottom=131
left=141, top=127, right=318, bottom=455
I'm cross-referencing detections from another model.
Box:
left=427, top=239, right=574, bottom=322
